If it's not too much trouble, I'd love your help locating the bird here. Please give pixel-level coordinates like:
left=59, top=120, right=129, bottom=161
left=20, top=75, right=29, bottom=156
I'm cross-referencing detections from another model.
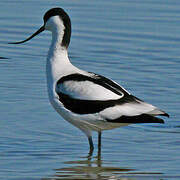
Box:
left=9, top=7, right=169, bottom=155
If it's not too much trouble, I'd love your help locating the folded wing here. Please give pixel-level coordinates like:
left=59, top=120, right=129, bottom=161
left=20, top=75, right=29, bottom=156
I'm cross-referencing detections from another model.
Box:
left=56, top=73, right=169, bottom=123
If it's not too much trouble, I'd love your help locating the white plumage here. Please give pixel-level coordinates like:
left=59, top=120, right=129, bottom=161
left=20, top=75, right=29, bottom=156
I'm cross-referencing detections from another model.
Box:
left=57, top=80, right=122, bottom=100
left=10, top=7, right=169, bottom=155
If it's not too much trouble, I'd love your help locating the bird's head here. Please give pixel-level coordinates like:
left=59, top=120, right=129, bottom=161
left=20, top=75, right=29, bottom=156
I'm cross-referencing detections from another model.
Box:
left=9, top=7, right=71, bottom=48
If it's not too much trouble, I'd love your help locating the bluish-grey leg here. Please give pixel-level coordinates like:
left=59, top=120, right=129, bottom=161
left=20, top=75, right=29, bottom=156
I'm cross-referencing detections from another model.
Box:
left=88, top=136, right=94, bottom=156
left=98, top=131, right=101, bottom=158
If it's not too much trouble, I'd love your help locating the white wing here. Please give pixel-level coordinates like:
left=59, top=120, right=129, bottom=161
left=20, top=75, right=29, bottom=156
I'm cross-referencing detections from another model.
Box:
left=58, top=80, right=122, bottom=100
left=56, top=72, right=128, bottom=101
left=100, top=97, right=167, bottom=121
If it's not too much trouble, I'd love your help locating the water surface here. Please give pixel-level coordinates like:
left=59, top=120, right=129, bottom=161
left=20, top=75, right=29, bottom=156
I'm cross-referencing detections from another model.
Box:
left=0, top=0, right=180, bottom=179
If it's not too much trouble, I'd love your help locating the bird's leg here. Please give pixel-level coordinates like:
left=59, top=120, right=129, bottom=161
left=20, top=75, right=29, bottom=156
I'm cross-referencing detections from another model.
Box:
left=88, top=136, right=94, bottom=156
left=98, top=131, right=102, bottom=158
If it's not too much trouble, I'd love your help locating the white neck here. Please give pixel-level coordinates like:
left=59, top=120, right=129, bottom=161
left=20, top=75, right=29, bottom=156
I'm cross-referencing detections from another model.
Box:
left=46, top=29, right=72, bottom=81
left=45, top=16, right=83, bottom=98
left=46, top=29, right=71, bottom=102
left=45, top=16, right=71, bottom=78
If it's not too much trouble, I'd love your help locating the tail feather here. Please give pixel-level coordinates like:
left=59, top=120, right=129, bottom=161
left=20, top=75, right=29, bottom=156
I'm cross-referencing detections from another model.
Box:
left=106, top=114, right=165, bottom=124
left=147, top=108, right=169, bottom=117
left=158, top=112, right=169, bottom=118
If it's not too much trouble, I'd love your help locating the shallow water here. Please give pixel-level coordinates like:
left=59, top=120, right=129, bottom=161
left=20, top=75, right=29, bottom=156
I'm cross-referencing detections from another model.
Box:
left=0, top=0, right=180, bottom=179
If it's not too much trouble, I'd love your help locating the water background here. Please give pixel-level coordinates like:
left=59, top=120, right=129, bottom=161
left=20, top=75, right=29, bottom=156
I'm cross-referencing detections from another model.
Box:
left=0, top=0, right=180, bottom=179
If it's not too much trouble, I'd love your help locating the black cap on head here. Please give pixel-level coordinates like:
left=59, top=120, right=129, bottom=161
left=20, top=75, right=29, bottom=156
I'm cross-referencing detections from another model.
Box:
left=43, top=8, right=71, bottom=48
left=43, top=8, right=68, bottom=23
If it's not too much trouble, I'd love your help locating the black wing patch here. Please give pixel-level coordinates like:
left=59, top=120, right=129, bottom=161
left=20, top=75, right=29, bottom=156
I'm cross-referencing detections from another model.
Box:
left=57, top=91, right=136, bottom=114
left=106, top=114, right=164, bottom=124
left=56, top=73, right=137, bottom=114
left=56, top=73, right=168, bottom=124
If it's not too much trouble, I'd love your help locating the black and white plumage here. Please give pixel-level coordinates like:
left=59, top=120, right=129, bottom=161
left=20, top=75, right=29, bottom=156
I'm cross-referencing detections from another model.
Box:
left=56, top=72, right=167, bottom=122
left=10, top=7, right=169, bottom=155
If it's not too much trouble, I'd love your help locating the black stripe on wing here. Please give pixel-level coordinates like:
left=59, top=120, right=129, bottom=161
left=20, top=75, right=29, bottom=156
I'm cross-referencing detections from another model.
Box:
left=56, top=91, right=137, bottom=114
left=57, top=73, right=129, bottom=97
left=56, top=92, right=165, bottom=124
left=56, top=73, right=138, bottom=114
left=106, top=114, right=164, bottom=124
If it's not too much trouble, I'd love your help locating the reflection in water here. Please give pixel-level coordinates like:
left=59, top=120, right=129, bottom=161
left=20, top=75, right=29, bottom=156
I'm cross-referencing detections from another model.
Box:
left=41, top=152, right=165, bottom=180
left=41, top=152, right=163, bottom=180
left=54, top=155, right=134, bottom=180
